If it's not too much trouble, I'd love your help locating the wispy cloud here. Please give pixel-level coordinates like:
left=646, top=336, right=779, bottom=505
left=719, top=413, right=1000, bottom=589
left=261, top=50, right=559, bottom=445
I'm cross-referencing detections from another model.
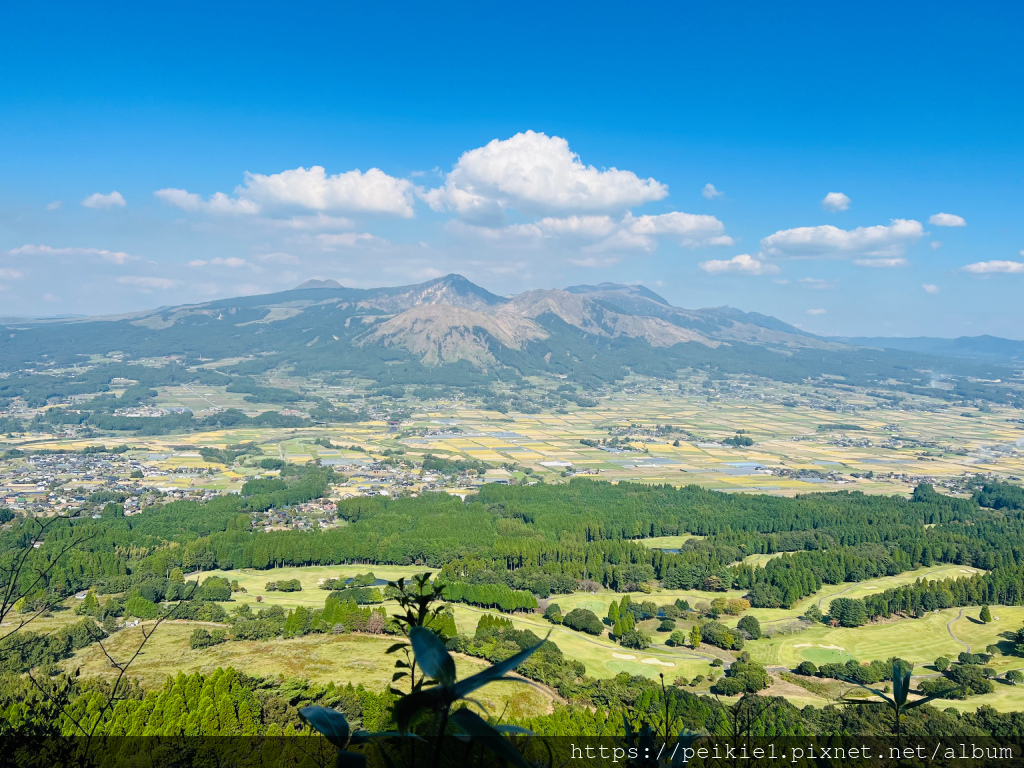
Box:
left=962, top=260, right=1024, bottom=274
left=7, top=244, right=134, bottom=264
left=702, top=183, right=723, bottom=199
left=699, top=254, right=778, bottom=275
left=82, top=191, right=126, bottom=209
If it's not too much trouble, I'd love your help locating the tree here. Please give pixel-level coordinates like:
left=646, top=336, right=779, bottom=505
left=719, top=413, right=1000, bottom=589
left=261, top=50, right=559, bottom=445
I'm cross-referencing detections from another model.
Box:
left=795, top=661, right=817, bottom=676
left=829, top=597, right=867, bottom=627
left=689, top=625, right=702, bottom=649
left=543, top=603, right=562, bottom=624
left=737, top=615, right=761, bottom=639
left=657, top=619, right=675, bottom=632
left=562, top=608, right=603, bottom=636
left=980, top=604, right=992, bottom=623
left=667, top=630, right=687, bottom=647
left=1006, top=670, right=1023, bottom=685
left=607, top=601, right=619, bottom=623
left=935, top=656, right=951, bottom=672
left=619, top=630, right=651, bottom=650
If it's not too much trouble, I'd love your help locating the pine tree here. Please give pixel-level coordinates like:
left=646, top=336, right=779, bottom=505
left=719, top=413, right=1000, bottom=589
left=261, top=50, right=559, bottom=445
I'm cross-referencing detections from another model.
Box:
left=689, top=625, right=702, bottom=649
left=980, top=604, right=992, bottom=623
left=608, top=601, right=619, bottom=623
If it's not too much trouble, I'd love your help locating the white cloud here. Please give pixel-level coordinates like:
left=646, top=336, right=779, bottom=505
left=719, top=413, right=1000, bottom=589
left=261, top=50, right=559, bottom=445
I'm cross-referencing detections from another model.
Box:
left=699, top=254, right=779, bottom=275
left=258, top=252, right=300, bottom=264
left=262, top=213, right=355, bottom=230
left=929, top=212, right=966, bottom=227
left=962, top=260, right=1024, bottom=274
left=567, top=256, right=620, bottom=268
left=853, top=257, right=909, bottom=268
left=240, top=167, right=415, bottom=216
left=798, top=277, right=835, bottom=290
left=156, top=166, right=414, bottom=218
left=424, top=130, right=668, bottom=221
left=189, top=257, right=249, bottom=268
left=7, top=244, right=134, bottom=264
left=43, top=293, right=61, bottom=303
left=922, top=283, right=940, bottom=294
left=155, top=188, right=260, bottom=215
left=760, top=219, right=923, bottom=259
left=821, top=192, right=850, bottom=212
left=448, top=210, right=728, bottom=253
left=702, top=183, right=723, bottom=199
left=116, top=276, right=179, bottom=290
left=0, top=269, right=24, bottom=280
left=82, top=191, right=126, bottom=209
left=806, top=308, right=827, bottom=315
left=46, top=201, right=62, bottom=211
left=316, top=232, right=379, bottom=249
left=930, top=241, right=942, bottom=250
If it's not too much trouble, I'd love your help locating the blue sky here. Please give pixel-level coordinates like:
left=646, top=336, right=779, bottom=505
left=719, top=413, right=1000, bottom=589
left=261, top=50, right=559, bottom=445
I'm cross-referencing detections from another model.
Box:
left=1, top=1, right=1021, bottom=337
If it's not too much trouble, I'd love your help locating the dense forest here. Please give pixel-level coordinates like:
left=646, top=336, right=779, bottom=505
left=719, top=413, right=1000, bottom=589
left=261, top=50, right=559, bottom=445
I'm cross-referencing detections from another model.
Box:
left=10, top=471, right=1024, bottom=624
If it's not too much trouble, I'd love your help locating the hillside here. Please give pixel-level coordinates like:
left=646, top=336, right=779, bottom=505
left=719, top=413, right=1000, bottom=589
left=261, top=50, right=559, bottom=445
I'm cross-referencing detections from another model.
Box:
left=0, top=275, right=1017, bottom=390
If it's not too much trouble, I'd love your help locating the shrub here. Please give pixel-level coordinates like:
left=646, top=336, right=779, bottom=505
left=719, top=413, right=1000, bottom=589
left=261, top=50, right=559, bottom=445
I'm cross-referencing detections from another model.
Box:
left=935, top=656, right=951, bottom=672
left=795, top=661, right=818, bottom=676
left=543, top=603, right=563, bottom=624
left=657, top=619, right=675, bottom=632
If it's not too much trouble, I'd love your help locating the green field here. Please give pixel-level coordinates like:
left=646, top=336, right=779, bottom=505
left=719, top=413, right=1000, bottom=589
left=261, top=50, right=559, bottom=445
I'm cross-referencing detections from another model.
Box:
left=62, top=621, right=554, bottom=720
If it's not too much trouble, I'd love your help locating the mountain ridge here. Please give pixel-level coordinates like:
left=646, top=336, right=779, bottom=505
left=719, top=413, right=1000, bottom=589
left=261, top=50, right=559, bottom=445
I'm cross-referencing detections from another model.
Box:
left=0, top=274, right=1017, bottom=389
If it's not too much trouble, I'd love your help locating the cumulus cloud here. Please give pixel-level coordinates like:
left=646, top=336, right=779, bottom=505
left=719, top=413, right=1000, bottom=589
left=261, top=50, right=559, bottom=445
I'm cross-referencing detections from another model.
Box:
left=82, top=191, right=126, bottom=209
left=821, top=192, right=850, bottom=212
left=702, top=183, right=723, bottom=199
left=962, top=260, right=1024, bottom=274
left=424, top=131, right=668, bottom=222
left=240, top=167, right=415, bottom=216
left=7, top=244, right=134, bottom=264
left=929, top=212, right=966, bottom=227
left=699, top=254, right=779, bottom=275
left=156, top=167, right=414, bottom=218
left=116, top=276, right=179, bottom=290
left=853, top=257, right=909, bottom=268
left=760, top=219, right=923, bottom=259
left=806, top=308, right=827, bottom=315
left=922, top=283, right=940, bottom=294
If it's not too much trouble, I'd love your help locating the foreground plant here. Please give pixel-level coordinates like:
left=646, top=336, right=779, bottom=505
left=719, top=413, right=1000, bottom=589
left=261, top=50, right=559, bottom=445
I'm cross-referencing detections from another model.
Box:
left=302, top=623, right=548, bottom=767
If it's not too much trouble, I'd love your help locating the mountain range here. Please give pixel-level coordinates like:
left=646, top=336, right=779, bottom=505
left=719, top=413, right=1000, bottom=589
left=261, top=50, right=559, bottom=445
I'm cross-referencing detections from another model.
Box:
left=0, top=275, right=1019, bottom=393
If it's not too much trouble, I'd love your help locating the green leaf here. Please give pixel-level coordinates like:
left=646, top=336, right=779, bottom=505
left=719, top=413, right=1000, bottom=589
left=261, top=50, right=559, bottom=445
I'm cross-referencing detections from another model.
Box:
left=385, top=642, right=408, bottom=654
left=453, top=633, right=549, bottom=698
left=839, top=677, right=895, bottom=707
left=409, top=626, right=456, bottom=687
left=450, top=708, right=532, bottom=768
left=299, top=706, right=350, bottom=749
left=393, top=688, right=444, bottom=733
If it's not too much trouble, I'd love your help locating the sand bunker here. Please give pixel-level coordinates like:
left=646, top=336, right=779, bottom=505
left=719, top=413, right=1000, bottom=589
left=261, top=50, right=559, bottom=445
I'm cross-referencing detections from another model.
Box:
left=793, top=643, right=812, bottom=648
left=818, top=644, right=845, bottom=651
left=640, top=658, right=675, bottom=667
left=612, top=653, right=637, bottom=660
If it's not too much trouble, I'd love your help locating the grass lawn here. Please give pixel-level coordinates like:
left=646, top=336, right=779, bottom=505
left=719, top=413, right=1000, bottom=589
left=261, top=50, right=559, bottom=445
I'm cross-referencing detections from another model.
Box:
left=61, top=621, right=552, bottom=719
left=194, top=564, right=428, bottom=611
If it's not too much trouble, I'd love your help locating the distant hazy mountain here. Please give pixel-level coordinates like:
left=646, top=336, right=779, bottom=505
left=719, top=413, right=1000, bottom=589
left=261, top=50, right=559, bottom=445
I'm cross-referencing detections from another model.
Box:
left=832, top=335, right=1024, bottom=363
left=0, top=275, right=1014, bottom=389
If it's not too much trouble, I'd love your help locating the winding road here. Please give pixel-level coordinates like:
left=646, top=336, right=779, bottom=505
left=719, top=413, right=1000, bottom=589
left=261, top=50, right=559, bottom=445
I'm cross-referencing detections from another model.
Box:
left=946, top=608, right=971, bottom=652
